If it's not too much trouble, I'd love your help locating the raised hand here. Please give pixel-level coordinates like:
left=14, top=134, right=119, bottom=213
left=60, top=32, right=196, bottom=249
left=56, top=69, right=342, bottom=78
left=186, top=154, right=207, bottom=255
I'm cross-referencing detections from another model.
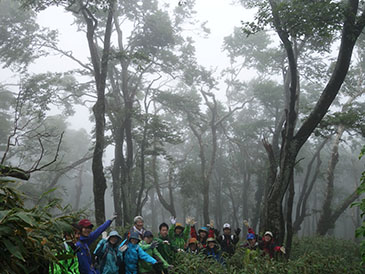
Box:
left=170, top=216, right=176, bottom=225
left=280, top=246, right=286, bottom=254
left=243, top=220, right=249, bottom=228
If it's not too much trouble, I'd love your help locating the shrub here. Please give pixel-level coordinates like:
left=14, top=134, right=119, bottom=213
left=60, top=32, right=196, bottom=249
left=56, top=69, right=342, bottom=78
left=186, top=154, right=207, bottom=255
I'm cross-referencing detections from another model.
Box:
left=0, top=178, right=80, bottom=273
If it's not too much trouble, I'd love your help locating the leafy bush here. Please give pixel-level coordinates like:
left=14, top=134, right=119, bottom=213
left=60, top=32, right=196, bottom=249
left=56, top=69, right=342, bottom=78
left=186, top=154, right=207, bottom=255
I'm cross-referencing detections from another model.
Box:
left=170, top=237, right=363, bottom=274
left=0, top=178, right=80, bottom=273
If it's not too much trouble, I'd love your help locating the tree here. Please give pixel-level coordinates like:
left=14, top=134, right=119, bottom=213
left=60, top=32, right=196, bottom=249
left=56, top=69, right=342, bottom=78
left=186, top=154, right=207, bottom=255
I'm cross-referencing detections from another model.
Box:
left=241, top=0, right=365, bottom=255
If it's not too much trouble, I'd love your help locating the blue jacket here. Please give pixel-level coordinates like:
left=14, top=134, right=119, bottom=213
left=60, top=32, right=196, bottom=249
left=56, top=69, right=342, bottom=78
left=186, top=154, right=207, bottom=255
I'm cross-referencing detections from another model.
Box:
left=93, top=232, right=123, bottom=274
left=120, top=241, right=157, bottom=274
left=76, top=220, right=112, bottom=274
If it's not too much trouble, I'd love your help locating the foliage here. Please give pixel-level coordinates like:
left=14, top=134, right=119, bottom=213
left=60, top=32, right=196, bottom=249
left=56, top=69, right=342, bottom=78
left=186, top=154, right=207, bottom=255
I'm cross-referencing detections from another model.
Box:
left=242, top=0, right=343, bottom=50
left=0, top=0, right=57, bottom=71
left=0, top=173, right=80, bottom=273
left=170, top=237, right=363, bottom=273
left=352, top=145, right=365, bottom=264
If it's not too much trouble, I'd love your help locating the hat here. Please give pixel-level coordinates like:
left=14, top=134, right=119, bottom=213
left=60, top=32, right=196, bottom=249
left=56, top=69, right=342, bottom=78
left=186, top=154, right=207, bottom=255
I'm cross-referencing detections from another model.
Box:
left=134, top=216, right=144, bottom=224
left=78, top=219, right=94, bottom=228
left=198, top=227, right=208, bottom=233
left=264, top=231, right=273, bottom=238
left=247, top=233, right=255, bottom=240
left=129, top=232, right=140, bottom=241
left=207, top=237, right=216, bottom=243
left=175, top=223, right=184, bottom=229
left=143, top=231, right=153, bottom=238
left=188, top=238, right=198, bottom=245
left=223, top=223, right=231, bottom=229
left=107, top=231, right=122, bottom=242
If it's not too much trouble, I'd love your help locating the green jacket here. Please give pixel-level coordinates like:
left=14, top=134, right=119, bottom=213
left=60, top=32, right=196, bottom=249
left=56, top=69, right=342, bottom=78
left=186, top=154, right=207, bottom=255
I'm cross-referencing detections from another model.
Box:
left=138, top=241, right=169, bottom=273
left=49, top=242, right=80, bottom=274
left=155, top=234, right=176, bottom=265
left=168, top=224, right=190, bottom=250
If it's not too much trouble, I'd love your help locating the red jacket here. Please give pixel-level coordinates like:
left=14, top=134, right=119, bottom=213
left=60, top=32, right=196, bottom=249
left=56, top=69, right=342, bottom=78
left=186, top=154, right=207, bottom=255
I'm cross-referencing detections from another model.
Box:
left=190, top=226, right=214, bottom=248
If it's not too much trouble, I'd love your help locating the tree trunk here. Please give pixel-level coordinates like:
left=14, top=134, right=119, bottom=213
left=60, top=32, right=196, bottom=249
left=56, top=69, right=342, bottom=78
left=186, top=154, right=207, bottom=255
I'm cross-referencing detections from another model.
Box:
left=293, top=139, right=327, bottom=233
left=82, top=1, right=114, bottom=225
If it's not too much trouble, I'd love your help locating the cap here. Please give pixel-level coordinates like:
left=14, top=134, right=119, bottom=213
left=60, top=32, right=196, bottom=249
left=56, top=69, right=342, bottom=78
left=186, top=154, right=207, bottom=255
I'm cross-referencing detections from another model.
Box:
left=108, top=230, right=122, bottom=241
left=223, top=223, right=231, bottom=229
left=207, top=237, right=216, bottom=243
left=143, top=231, right=153, bottom=238
left=198, top=227, right=208, bottom=233
left=78, top=219, right=94, bottom=228
left=129, top=231, right=141, bottom=241
left=134, top=216, right=144, bottom=223
left=247, top=233, right=255, bottom=240
left=188, top=238, right=198, bottom=245
left=264, top=231, right=273, bottom=238
left=175, top=223, right=184, bottom=229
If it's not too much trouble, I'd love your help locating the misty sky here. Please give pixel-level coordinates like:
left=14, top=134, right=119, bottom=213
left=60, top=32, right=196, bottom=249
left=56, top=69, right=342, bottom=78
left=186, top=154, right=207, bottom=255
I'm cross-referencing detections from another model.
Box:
left=2, top=1, right=254, bottom=133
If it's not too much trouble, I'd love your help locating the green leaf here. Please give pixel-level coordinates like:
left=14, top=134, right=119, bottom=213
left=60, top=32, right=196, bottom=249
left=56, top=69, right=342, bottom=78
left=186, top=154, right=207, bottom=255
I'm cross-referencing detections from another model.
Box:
left=2, top=238, right=25, bottom=261
left=13, top=211, right=36, bottom=227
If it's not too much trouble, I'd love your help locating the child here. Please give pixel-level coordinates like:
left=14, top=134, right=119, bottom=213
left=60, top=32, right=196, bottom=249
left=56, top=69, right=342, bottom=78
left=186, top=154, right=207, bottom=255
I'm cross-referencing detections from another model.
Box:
left=259, top=231, right=285, bottom=258
left=190, top=219, right=215, bottom=249
left=76, top=216, right=116, bottom=274
left=185, top=238, right=199, bottom=254
left=139, top=231, right=171, bottom=273
left=242, top=233, right=259, bottom=250
left=216, top=223, right=240, bottom=256
left=168, top=217, right=190, bottom=250
left=49, top=223, right=81, bottom=274
left=93, top=231, right=123, bottom=274
left=119, top=232, right=159, bottom=274
left=155, top=223, right=176, bottom=265
left=202, top=238, right=224, bottom=265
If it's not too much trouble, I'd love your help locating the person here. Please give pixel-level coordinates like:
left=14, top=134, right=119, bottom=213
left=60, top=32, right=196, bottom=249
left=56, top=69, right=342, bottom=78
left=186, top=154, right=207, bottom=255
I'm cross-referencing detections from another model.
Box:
left=242, top=220, right=285, bottom=258
left=49, top=223, right=81, bottom=274
left=216, top=223, right=240, bottom=256
left=155, top=223, right=176, bottom=265
left=126, top=216, right=146, bottom=241
left=76, top=215, right=116, bottom=274
left=190, top=219, right=215, bottom=249
left=201, top=238, right=224, bottom=265
left=119, top=231, right=159, bottom=274
left=93, top=231, right=123, bottom=274
left=139, top=231, right=172, bottom=274
left=168, top=217, right=190, bottom=250
left=185, top=237, right=199, bottom=254
left=242, top=233, right=259, bottom=250
left=258, top=231, right=285, bottom=258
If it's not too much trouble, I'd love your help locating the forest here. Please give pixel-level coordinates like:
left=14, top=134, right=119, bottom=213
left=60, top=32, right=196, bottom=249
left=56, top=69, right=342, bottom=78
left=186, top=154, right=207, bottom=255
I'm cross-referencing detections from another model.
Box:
left=1, top=0, right=365, bottom=273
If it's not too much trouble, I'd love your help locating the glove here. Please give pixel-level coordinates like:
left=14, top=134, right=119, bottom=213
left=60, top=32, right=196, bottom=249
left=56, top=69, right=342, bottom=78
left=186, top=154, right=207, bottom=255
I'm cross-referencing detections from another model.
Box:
left=110, top=213, right=117, bottom=222
left=209, top=220, right=214, bottom=228
left=170, top=216, right=176, bottom=225
left=235, top=228, right=241, bottom=236
left=150, top=241, right=158, bottom=249
left=185, top=216, right=192, bottom=225
left=102, top=232, right=108, bottom=239
left=177, top=248, right=184, bottom=252
left=163, top=240, right=170, bottom=245
left=280, top=246, right=286, bottom=254
left=190, top=217, right=196, bottom=226
left=119, top=244, right=128, bottom=252
left=243, top=220, right=249, bottom=228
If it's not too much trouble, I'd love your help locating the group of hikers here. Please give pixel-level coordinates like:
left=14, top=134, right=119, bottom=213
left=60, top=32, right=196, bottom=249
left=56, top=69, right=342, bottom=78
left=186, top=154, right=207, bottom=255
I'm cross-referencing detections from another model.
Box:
left=50, top=215, right=286, bottom=274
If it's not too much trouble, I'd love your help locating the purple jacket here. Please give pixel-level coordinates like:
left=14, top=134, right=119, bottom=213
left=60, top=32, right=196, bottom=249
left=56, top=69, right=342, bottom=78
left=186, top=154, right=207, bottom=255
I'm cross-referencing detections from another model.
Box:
left=76, top=220, right=112, bottom=274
